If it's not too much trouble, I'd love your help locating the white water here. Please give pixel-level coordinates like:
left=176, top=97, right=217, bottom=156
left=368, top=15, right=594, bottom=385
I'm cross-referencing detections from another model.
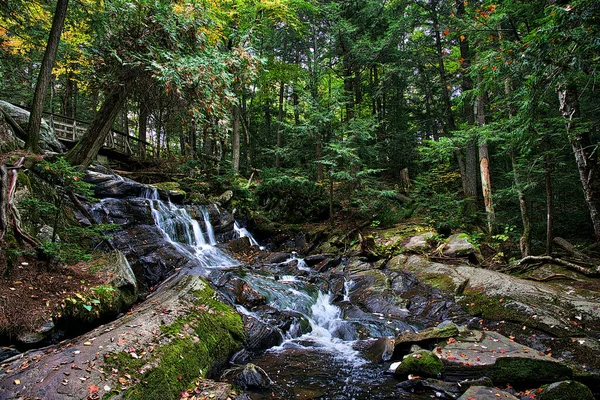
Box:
left=233, top=221, right=262, bottom=248
left=143, top=187, right=238, bottom=270
left=283, top=253, right=310, bottom=271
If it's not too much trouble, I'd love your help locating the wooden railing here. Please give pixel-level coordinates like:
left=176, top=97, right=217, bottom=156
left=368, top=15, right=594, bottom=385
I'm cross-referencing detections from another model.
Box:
left=45, top=112, right=155, bottom=159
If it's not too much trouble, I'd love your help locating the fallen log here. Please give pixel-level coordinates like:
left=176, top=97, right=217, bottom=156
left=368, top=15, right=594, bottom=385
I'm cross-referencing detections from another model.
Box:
left=553, top=236, right=589, bottom=259
left=517, top=256, right=600, bottom=277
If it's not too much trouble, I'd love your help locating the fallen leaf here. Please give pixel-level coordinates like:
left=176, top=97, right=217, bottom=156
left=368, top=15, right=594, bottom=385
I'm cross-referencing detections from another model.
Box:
left=83, top=342, right=92, bottom=346
left=13, top=379, right=20, bottom=385
left=89, top=384, right=99, bottom=393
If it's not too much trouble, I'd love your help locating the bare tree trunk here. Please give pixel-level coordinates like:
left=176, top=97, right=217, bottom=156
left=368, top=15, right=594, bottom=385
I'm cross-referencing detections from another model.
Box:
left=476, top=94, right=495, bottom=233
left=66, top=84, right=128, bottom=168
left=511, top=152, right=531, bottom=257
left=232, top=103, right=241, bottom=174
left=26, top=0, right=69, bottom=153
left=545, top=153, right=553, bottom=255
left=276, top=81, right=284, bottom=168
left=0, top=165, right=7, bottom=240
left=138, top=100, right=148, bottom=159
left=559, top=84, right=600, bottom=241
left=432, top=0, right=455, bottom=134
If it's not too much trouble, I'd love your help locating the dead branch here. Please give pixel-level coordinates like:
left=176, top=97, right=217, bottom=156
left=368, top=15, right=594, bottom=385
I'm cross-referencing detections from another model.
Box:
left=518, top=255, right=600, bottom=277
left=0, top=107, right=27, bottom=140
left=553, top=236, right=589, bottom=259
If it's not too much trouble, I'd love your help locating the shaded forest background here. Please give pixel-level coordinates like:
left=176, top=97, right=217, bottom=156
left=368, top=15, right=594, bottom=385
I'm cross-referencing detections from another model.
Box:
left=1, top=0, right=599, bottom=257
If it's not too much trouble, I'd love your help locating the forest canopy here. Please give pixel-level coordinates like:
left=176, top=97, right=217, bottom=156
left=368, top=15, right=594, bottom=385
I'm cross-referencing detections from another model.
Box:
left=1, top=0, right=599, bottom=254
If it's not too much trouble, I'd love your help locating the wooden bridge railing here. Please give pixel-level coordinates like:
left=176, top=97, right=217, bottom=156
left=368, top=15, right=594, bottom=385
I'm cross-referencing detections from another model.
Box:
left=45, top=112, right=155, bottom=159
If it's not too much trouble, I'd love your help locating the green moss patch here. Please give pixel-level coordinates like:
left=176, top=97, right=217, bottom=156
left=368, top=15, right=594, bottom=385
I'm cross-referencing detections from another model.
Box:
left=111, top=280, right=244, bottom=400
left=394, top=350, right=443, bottom=378
left=490, top=357, right=573, bottom=385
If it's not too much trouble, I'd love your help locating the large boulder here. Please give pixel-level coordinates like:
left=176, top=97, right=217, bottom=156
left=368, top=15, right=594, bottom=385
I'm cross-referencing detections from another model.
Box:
left=443, top=234, right=478, bottom=257
left=392, top=350, right=444, bottom=378
left=458, top=386, right=519, bottom=400
left=0, top=100, right=64, bottom=152
left=437, top=330, right=573, bottom=385
left=538, top=380, right=594, bottom=400
left=0, top=111, right=24, bottom=152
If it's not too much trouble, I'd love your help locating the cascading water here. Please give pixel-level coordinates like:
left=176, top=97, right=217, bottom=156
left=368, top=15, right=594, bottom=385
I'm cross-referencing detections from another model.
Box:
left=142, top=187, right=238, bottom=271
left=234, top=221, right=262, bottom=248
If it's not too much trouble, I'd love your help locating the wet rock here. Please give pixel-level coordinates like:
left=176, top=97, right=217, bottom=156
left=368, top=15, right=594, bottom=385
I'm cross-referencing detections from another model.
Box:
left=0, top=100, right=64, bottom=152
left=538, top=380, right=594, bottom=400
left=313, top=256, right=342, bottom=273
left=228, top=236, right=252, bottom=254
left=437, top=330, right=573, bottom=385
left=443, top=234, right=477, bottom=257
left=386, top=254, right=408, bottom=273
left=405, top=234, right=433, bottom=252
left=396, top=377, right=493, bottom=399
left=392, top=350, right=443, bottom=378
left=458, top=386, right=518, bottom=400
left=0, top=347, right=20, bottom=363
left=393, top=323, right=459, bottom=355
left=263, top=252, right=291, bottom=264
left=348, top=269, right=410, bottom=318
left=237, top=282, right=266, bottom=307
left=222, top=363, right=273, bottom=390
left=85, top=171, right=145, bottom=198
left=17, top=320, right=55, bottom=346
left=241, top=314, right=283, bottom=353
left=353, top=337, right=395, bottom=362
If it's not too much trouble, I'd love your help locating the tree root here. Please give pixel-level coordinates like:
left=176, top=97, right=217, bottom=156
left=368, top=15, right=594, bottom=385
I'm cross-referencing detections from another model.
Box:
left=511, top=256, right=600, bottom=277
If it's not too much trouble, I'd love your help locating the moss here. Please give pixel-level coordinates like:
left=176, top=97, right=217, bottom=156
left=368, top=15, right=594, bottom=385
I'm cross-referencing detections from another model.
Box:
left=118, top=280, right=244, bottom=400
left=538, top=381, right=594, bottom=400
left=490, top=358, right=572, bottom=384
left=61, top=284, right=120, bottom=323
left=394, top=350, right=443, bottom=378
left=16, top=171, right=32, bottom=191
left=421, top=273, right=456, bottom=292
left=152, top=182, right=187, bottom=197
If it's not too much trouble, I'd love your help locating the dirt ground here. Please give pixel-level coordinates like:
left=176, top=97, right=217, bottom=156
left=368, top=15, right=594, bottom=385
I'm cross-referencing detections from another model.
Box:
left=0, top=253, right=108, bottom=342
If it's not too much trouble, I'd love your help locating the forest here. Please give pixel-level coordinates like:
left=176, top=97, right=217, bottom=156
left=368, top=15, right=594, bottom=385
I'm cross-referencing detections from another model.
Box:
left=0, top=1, right=600, bottom=400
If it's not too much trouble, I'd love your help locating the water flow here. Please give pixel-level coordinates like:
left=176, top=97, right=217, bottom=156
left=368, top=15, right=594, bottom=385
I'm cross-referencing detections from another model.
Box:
left=142, top=187, right=237, bottom=270
left=233, top=222, right=261, bottom=247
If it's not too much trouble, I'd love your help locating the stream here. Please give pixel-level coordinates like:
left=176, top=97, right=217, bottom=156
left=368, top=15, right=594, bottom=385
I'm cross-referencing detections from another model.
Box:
left=96, top=186, right=418, bottom=399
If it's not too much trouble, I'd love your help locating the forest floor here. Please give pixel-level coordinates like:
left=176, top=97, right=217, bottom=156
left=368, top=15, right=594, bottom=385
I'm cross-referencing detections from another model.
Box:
left=0, top=255, right=109, bottom=342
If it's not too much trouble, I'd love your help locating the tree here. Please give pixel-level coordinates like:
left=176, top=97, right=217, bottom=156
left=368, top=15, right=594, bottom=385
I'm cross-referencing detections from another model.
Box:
left=26, top=0, right=69, bottom=153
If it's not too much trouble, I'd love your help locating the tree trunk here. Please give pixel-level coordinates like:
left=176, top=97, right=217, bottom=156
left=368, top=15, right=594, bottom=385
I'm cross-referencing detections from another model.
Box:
left=511, top=152, right=531, bottom=257
left=432, top=0, right=455, bottom=134
left=476, top=94, right=495, bottom=234
left=559, top=84, right=600, bottom=241
left=66, top=84, right=129, bottom=168
left=276, top=81, right=284, bottom=168
left=26, top=0, right=69, bottom=153
left=232, top=103, right=241, bottom=175
left=0, top=164, right=7, bottom=241
left=545, top=153, right=553, bottom=255
left=138, top=100, right=148, bottom=159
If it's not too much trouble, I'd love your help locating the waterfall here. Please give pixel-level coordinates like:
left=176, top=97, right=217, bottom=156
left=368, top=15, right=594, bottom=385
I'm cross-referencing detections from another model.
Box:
left=233, top=222, right=261, bottom=247
left=142, top=187, right=237, bottom=270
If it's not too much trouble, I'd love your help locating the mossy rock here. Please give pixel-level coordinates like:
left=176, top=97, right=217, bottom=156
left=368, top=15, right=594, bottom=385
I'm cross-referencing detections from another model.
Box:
left=116, top=280, right=244, bottom=400
left=152, top=182, right=187, bottom=197
left=394, top=350, right=443, bottom=378
left=537, top=380, right=594, bottom=400
left=489, top=358, right=573, bottom=385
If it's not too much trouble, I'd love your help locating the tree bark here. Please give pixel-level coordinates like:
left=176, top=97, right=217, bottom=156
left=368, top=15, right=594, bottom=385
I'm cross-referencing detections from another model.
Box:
left=545, top=153, right=553, bottom=255
left=138, top=100, right=148, bottom=159
left=0, top=165, right=8, bottom=241
left=432, top=0, right=455, bottom=134
left=511, top=152, right=531, bottom=257
left=66, top=84, right=129, bottom=168
left=276, top=81, right=284, bottom=168
left=232, top=103, right=241, bottom=175
left=476, top=94, right=495, bottom=233
left=559, top=84, right=600, bottom=241
left=26, top=0, right=69, bottom=153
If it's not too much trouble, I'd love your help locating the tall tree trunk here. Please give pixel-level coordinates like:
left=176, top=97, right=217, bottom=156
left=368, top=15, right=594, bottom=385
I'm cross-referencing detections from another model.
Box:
left=232, top=103, right=241, bottom=174
left=511, top=152, right=531, bottom=257
left=138, top=100, right=148, bottom=159
left=0, top=164, right=7, bottom=241
left=66, top=84, right=128, bottom=168
left=432, top=0, right=455, bottom=134
left=343, top=58, right=355, bottom=122
left=276, top=81, right=284, bottom=168
left=476, top=94, right=495, bottom=233
left=545, top=153, right=553, bottom=255
left=559, top=84, right=600, bottom=241
left=26, top=0, right=69, bottom=153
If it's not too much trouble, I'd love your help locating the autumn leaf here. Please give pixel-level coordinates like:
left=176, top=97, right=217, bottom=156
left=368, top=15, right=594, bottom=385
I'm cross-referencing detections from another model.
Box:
left=89, top=385, right=99, bottom=393
left=442, top=28, right=450, bottom=36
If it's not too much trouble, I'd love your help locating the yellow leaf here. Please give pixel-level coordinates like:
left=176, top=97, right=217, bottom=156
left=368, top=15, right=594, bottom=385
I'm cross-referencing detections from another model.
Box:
left=14, top=379, right=20, bottom=385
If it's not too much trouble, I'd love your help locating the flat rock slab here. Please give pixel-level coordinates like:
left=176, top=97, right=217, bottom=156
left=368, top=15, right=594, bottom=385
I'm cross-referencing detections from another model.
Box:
left=405, top=234, right=433, bottom=252
left=443, top=234, right=477, bottom=257
left=437, top=331, right=572, bottom=385
left=458, top=386, right=518, bottom=400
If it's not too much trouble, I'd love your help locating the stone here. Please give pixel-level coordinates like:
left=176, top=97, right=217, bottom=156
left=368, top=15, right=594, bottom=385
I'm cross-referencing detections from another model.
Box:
left=104, top=250, right=139, bottom=307
left=0, top=113, right=24, bottom=152
left=538, top=380, right=594, bottom=400
left=405, top=234, right=433, bottom=252
left=225, top=363, right=273, bottom=390
left=393, top=350, right=443, bottom=378
left=394, top=323, right=459, bottom=355
left=458, top=386, right=518, bottom=400
left=443, top=234, right=477, bottom=257
left=228, top=236, right=251, bottom=253
left=352, top=337, right=395, bottom=362
left=36, top=224, right=58, bottom=243
left=0, top=100, right=64, bottom=152
left=210, top=190, right=234, bottom=206
left=17, top=320, right=55, bottom=345
left=437, top=330, right=573, bottom=385
left=241, top=314, right=283, bottom=353
left=386, top=254, right=407, bottom=272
